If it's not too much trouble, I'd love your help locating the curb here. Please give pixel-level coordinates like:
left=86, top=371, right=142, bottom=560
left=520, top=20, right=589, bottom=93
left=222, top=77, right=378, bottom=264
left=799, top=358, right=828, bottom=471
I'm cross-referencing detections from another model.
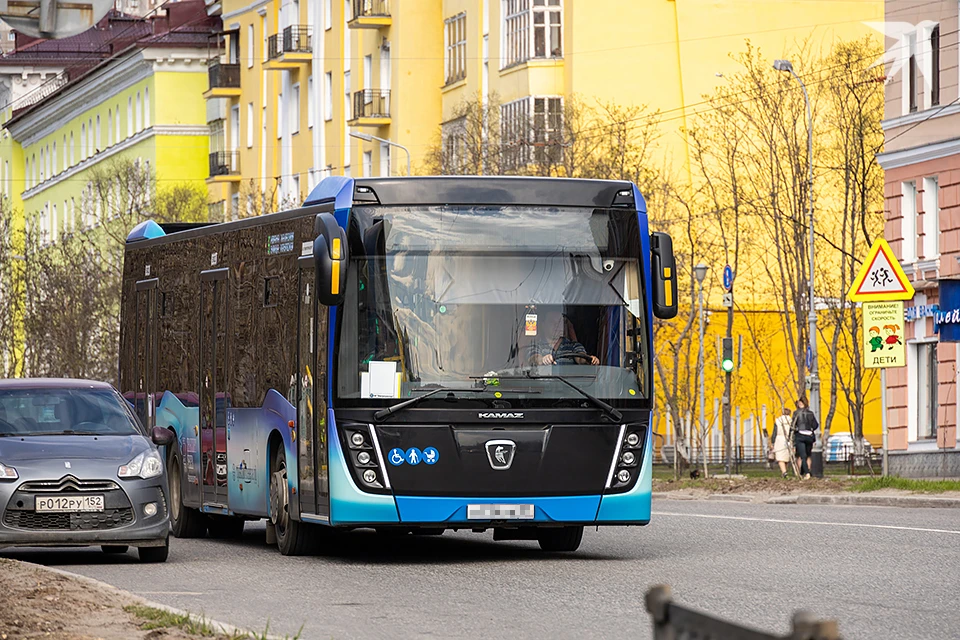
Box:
left=788, top=494, right=960, bottom=509
left=15, top=560, right=289, bottom=640
left=705, top=494, right=752, bottom=502
left=652, top=492, right=695, bottom=501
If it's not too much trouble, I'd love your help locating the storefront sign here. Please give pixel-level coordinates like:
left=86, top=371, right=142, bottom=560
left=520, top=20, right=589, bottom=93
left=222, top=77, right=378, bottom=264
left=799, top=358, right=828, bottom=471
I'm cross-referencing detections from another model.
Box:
left=937, top=280, right=960, bottom=342
left=905, top=304, right=938, bottom=323
left=863, top=301, right=905, bottom=368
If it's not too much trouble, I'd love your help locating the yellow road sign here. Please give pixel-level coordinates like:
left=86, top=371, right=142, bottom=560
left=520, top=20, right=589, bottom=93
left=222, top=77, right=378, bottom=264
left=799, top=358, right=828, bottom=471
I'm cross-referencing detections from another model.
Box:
left=848, top=237, right=914, bottom=302
left=863, top=301, right=905, bottom=368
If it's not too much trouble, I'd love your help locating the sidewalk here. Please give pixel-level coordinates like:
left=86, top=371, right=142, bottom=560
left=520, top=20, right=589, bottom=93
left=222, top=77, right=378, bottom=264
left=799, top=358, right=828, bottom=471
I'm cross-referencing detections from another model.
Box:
left=0, top=557, right=288, bottom=640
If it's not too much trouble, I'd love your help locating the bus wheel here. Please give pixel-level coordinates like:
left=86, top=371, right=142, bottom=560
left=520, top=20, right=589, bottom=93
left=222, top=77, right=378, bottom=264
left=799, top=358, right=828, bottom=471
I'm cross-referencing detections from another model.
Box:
left=206, top=515, right=245, bottom=539
left=168, top=446, right=207, bottom=538
left=537, top=526, right=584, bottom=552
left=269, top=447, right=312, bottom=556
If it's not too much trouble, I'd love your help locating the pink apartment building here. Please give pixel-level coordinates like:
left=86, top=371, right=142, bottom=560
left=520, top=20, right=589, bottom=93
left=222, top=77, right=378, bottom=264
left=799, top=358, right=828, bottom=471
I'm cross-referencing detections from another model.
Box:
left=876, top=0, right=960, bottom=476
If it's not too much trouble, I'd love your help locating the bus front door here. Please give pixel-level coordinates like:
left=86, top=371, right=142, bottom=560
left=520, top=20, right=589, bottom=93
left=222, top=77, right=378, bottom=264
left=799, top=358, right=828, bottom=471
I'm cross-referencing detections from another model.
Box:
left=133, top=278, right=159, bottom=430
left=296, top=257, right=329, bottom=518
left=200, top=268, right=230, bottom=508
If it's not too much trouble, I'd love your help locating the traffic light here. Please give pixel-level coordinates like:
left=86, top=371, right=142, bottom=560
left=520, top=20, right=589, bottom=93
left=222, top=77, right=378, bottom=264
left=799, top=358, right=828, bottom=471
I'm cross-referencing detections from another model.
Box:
left=721, top=337, right=735, bottom=373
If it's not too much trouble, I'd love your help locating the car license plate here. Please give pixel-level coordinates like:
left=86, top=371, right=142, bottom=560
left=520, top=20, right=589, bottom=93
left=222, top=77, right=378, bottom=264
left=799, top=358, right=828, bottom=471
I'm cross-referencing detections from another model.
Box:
left=467, top=504, right=534, bottom=520
left=35, top=495, right=104, bottom=513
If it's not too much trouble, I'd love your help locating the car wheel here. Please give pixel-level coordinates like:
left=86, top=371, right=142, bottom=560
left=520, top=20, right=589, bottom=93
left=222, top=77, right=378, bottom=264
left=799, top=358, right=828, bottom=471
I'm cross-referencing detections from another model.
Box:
left=138, top=538, right=169, bottom=563
left=269, top=447, right=313, bottom=556
left=206, top=515, right=245, bottom=539
left=537, top=526, right=584, bottom=552
left=168, top=445, right=207, bottom=538
left=101, top=545, right=129, bottom=554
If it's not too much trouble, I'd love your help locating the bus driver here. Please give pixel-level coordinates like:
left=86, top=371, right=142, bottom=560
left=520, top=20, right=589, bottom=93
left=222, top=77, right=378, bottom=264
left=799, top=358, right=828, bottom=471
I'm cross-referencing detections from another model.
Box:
left=527, top=307, right=600, bottom=366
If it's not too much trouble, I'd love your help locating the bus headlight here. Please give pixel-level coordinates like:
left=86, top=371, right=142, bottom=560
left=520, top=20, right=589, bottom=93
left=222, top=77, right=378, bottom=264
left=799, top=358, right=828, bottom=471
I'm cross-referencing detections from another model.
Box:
left=350, top=432, right=365, bottom=447
left=357, top=451, right=371, bottom=465
left=362, top=469, right=377, bottom=484
left=626, top=433, right=640, bottom=447
left=621, top=451, right=636, bottom=465
left=616, top=470, right=631, bottom=484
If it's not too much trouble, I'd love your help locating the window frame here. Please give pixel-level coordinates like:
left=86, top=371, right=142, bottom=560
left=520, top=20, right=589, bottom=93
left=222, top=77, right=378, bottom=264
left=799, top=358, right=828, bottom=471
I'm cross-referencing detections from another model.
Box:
left=444, top=12, right=467, bottom=85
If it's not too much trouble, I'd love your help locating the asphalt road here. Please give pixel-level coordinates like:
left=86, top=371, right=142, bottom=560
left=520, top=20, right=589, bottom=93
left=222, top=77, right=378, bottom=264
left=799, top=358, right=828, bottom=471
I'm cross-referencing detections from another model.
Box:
left=4, top=500, right=959, bottom=639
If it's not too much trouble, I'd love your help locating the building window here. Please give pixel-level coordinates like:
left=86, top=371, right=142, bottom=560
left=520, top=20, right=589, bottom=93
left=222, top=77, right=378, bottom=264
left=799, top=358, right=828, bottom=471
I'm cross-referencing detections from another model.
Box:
left=290, top=174, right=300, bottom=202
left=52, top=142, right=57, bottom=177
left=51, top=204, right=57, bottom=243
left=930, top=25, right=940, bottom=107
left=907, top=32, right=917, bottom=114
left=441, top=117, right=466, bottom=174
left=324, top=72, right=333, bottom=120
left=922, top=176, right=939, bottom=259
left=136, top=91, right=142, bottom=131
left=61, top=135, right=66, bottom=171
left=70, top=132, right=74, bottom=166
left=116, top=104, right=121, bottom=141
left=323, top=0, right=331, bottom=30
left=96, top=115, right=101, bottom=152
left=532, top=96, right=562, bottom=163
left=88, top=119, right=93, bottom=156
left=145, top=87, right=150, bottom=128
left=445, top=13, right=467, bottom=85
left=901, top=181, right=917, bottom=263
left=247, top=102, right=254, bottom=148
left=39, top=149, right=44, bottom=184
left=247, top=24, right=254, bottom=68
left=363, top=150, right=372, bottom=177
left=916, top=342, right=938, bottom=439
left=128, top=97, right=133, bottom=136
left=503, top=0, right=561, bottom=68
left=307, top=75, right=314, bottom=129
left=107, top=110, right=112, bottom=147
left=292, top=83, right=300, bottom=134
left=277, top=93, right=283, bottom=138
left=80, top=124, right=86, bottom=158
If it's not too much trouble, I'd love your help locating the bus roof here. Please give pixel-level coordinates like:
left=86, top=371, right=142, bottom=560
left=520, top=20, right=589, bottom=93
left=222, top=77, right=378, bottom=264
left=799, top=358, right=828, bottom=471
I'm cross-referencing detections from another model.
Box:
left=125, top=176, right=644, bottom=247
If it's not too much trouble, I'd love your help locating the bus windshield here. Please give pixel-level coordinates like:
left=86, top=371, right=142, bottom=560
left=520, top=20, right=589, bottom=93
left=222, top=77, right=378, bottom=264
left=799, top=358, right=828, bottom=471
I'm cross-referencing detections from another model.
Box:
left=336, top=205, right=649, bottom=405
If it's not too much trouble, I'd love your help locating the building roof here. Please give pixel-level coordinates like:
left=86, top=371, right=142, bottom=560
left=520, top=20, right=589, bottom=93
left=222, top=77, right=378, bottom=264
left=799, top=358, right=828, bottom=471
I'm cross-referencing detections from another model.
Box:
left=2, top=1, right=218, bottom=123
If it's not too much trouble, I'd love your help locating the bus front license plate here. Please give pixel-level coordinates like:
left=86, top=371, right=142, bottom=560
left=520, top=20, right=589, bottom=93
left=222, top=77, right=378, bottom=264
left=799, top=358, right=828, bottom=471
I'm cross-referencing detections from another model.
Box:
left=467, top=504, right=534, bottom=520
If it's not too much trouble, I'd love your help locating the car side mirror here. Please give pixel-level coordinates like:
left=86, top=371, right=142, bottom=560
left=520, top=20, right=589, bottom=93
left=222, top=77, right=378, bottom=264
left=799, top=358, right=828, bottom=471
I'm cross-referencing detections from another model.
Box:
left=151, top=426, right=175, bottom=447
left=650, top=232, right=678, bottom=319
left=313, top=211, right=348, bottom=306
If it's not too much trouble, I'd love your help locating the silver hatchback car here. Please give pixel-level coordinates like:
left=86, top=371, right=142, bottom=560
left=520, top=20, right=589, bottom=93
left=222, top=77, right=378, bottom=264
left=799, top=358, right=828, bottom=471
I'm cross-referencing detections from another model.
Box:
left=0, top=379, right=173, bottom=562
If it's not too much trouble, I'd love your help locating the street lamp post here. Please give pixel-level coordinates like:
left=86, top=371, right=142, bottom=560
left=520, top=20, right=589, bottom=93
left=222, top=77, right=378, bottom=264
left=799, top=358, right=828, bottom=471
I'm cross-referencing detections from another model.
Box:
left=349, top=131, right=411, bottom=176
left=774, top=59, right=822, bottom=476
left=694, top=263, right=709, bottom=472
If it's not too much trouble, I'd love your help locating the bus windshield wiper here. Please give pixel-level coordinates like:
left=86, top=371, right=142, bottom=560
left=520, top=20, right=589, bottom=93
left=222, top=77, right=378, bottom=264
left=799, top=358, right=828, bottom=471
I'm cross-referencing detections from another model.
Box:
left=373, top=387, right=485, bottom=421
left=495, top=373, right=623, bottom=422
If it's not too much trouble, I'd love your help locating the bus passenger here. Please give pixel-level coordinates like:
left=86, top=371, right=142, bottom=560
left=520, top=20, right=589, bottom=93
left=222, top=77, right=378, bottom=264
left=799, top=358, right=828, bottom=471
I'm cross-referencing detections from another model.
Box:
left=527, top=308, right=600, bottom=366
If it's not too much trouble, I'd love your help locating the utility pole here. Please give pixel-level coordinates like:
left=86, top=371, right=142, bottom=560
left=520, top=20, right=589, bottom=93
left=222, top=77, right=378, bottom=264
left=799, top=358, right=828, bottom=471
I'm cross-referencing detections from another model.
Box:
left=721, top=265, right=735, bottom=476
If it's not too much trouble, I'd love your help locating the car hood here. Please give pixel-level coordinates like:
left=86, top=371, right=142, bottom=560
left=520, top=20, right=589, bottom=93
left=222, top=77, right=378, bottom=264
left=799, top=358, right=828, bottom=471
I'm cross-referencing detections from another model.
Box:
left=0, top=435, right=149, bottom=462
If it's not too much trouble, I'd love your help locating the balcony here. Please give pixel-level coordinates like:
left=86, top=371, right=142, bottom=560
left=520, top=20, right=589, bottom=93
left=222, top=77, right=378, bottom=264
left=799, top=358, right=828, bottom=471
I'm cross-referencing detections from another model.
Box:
left=348, top=0, right=391, bottom=29
left=208, top=151, right=240, bottom=182
left=265, top=26, right=312, bottom=70
left=349, top=89, right=391, bottom=126
left=203, top=61, right=241, bottom=99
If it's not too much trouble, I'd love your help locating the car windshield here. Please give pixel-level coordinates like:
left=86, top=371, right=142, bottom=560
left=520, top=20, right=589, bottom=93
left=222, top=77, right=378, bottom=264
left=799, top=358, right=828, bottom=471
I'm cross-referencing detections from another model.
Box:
left=0, top=388, right=142, bottom=437
left=336, top=205, right=649, bottom=405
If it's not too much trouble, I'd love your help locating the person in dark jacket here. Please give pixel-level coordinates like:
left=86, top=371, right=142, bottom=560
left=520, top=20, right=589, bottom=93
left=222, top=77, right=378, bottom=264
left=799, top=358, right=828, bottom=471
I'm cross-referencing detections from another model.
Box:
left=792, top=397, right=818, bottom=479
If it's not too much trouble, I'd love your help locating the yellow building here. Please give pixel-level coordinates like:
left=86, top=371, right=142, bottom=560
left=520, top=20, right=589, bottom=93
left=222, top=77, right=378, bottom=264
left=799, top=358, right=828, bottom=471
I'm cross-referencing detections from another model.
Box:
left=2, top=2, right=215, bottom=241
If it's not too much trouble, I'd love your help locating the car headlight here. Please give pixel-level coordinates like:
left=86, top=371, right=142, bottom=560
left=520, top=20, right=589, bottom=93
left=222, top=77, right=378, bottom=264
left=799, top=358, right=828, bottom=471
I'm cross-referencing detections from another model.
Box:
left=119, top=450, right=163, bottom=480
left=0, top=461, right=17, bottom=480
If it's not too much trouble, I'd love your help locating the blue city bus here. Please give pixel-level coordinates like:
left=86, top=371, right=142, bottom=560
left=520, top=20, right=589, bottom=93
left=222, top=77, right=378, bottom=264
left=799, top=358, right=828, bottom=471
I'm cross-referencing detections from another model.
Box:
left=119, top=176, right=677, bottom=554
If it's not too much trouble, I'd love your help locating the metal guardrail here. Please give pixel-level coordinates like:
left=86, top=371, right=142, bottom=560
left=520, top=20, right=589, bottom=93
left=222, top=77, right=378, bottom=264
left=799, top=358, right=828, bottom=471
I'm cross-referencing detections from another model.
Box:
left=646, top=585, right=842, bottom=640
left=352, top=0, right=389, bottom=18
left=207, top=61, right=240, bottom=90
left=352, top=89, right=390, bottom=119
left=267, top=25, right=312, bottom=60
left=209, top=151, right=239, bottom=177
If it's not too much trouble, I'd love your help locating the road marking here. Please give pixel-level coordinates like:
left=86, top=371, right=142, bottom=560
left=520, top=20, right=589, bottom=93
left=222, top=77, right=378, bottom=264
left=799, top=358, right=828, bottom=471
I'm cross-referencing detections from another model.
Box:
left=652, top=511, right=960, bottom=535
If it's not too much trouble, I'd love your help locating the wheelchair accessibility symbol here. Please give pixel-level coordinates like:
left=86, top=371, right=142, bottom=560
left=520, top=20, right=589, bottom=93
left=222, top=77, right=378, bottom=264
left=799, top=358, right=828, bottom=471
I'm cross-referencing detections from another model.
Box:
left=388, top=448, right=405, bottom=466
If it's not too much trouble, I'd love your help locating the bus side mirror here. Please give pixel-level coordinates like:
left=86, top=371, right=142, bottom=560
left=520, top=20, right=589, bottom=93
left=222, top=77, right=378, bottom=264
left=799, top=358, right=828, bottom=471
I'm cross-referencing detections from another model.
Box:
left=651, top=232, right=678, bottom=319
left=313, top=212, right=348, bottom=306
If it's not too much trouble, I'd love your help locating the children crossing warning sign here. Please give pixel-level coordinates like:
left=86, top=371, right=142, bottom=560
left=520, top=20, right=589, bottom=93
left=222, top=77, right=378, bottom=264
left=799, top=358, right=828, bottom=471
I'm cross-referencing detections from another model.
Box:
left=848, top=237, right=914, bottom=302
left=863, top=301, right=905, bottom=368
